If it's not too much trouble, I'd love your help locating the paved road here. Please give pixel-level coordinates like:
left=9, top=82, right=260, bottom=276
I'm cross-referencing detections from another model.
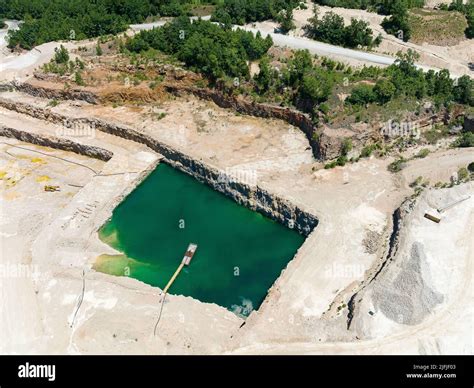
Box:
left=130, top=17, right=453, bottom=76
left=0, top=17, right=461, bottom=78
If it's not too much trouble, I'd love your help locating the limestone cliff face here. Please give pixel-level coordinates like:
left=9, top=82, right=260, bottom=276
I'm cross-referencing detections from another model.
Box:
left=1, top=81, right=459, bottom=163
left=0, top=124, right=112, bottom=161
left=2, top=81, right=360, bottom=161
left=164, top=84, right=321, bottom=159
left=0, top=97, right=318, bottom=236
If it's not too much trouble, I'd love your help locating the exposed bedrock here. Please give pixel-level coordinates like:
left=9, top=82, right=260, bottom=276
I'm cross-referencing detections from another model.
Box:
left=163, top=84, right=321, bottom=159
left=0, top=98, right=318, bottom=236
left=5, top=80, right=98, bottom=105
left=2, top=81, right=370, bottom=161
left=0, top=124, right=112, bottom=161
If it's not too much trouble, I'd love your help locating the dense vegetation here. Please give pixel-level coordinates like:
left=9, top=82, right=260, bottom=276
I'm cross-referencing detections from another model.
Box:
left=310, top=0, right=424, bottom=14
left=309, top=0, right=423, bottom=41
left=304, top=5, right=382, bottom=48
left=346, top=50, right=473, bottom=106
left=0, top=0, right=210, bottom=49
left=125, top=18, right=273, bottom=79
left=211, top=0, right=302, bottom=25
left=380, top=0, right=412, bottom=41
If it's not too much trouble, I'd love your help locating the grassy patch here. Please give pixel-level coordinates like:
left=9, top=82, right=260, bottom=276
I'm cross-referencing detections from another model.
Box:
left=423, top=124, right=450, bottom=144
left=408, top=9, right=467, bottom=45
left=190, top=4, right=215, bottom=17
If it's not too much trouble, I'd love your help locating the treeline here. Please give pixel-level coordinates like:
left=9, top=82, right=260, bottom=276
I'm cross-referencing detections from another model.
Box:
left=304, top=5, right=382, bottom=48
left=312, top=0, right=421, bottom=42
left=125, top=17, right=273, bottom=79
left=0, top=0, right=203, bottom=49
left=442, top=0, right=474, bottom=38
left=211, top=0, right=301, bottom=25
left=310, top=0, right=424, bottom=14
left=346, top=50, right=474, bottom=107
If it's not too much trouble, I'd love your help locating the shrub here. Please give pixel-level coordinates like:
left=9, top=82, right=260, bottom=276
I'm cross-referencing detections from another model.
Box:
left=346, top=84, right=376, bottom=105
left=373, top=79, right=396, bottom=104
left=458, top=167, right=469, bottom=181
left=341, top=138, right=353, bottom=155
left=415, top=148, right=430, bottom=158
left=388, top=157, right=407, bottom=172
left=74, top=71, right=85, bottom=86
left=456, top=132, right=474, bottom=147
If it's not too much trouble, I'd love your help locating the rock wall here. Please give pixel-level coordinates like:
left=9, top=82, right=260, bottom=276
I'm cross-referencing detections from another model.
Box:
left=2, top=81, right=330, bottom=159
left=164, top=84, right=322, bottom=159
left=7, top=81, right=98, bottom=104
left=0, top=98, right=318, bottom=236
left=2, top=81, right=364, bottom=160
left=0, top=124, right=113, bottom=161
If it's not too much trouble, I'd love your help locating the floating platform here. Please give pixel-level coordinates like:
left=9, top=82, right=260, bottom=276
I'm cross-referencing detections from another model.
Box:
left=163, top=243, right=198, bottom=294
left=182, top=243, right=198, bottom=266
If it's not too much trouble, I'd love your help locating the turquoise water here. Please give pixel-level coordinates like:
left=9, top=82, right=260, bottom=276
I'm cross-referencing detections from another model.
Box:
left=97, top=163, right=305, bottom=316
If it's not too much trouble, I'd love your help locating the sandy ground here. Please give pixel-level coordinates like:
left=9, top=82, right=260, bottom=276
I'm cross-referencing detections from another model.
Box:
left=0, top=87, right=472, bottom=354
left=247, top=2, right=474, bottom=77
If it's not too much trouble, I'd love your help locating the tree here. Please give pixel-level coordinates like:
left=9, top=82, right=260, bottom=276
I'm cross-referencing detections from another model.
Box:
left=74, top=71, right=85, bottom=86
left=276, top=6, right=295, bottom=34
left=254, top=56, right=272, bottom=93
left=433, top=69, right=454, bottom=103
left=374, top=78, right=396, bottom=103
left=465, top=1, right=474, bottom=38
left=344, top=18, right=376, bottom=48
left=305, top=5, right=380, bottom=48
left=54, top=45, right=69, bottom=64
left=468, top=161, right=474, bottom=173
left=381, top=1, right=411, bottom=42
left=286, top=49, right=313, bottom=87
left=347, top=84, right=376, bottom=105
left=299, top=68, right=333, bottom=104
left=126, top=19, right=272, bottom=80
left=1, top=0, right=190, bottom=49
left=453, top=75, right=474, bottom=105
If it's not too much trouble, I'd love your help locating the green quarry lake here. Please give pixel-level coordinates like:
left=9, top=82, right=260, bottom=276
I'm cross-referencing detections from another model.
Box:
left=96, top=163, right=305, bottom=316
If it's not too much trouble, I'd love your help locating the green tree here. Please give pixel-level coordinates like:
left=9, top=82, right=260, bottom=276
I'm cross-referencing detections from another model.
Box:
left=344, top=18, right=376, bottom=48
left=374, top=78, right=396, bottom=103
left=54, top=45, right=69, bottom=64
left=276, top=6, right=295, bottom=34
left=254, top=56, right=272, bottom=93
left=299, top=68, right=333, bottom=104
left=453, top=75, right=474, bottom=105
left=305, top=5, right=380, bottom=48
left=347, top=84, right=376, bottom=105
left=381, top=1, right=411, bottom=42
left=286, top=49, right=314, bottom=87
